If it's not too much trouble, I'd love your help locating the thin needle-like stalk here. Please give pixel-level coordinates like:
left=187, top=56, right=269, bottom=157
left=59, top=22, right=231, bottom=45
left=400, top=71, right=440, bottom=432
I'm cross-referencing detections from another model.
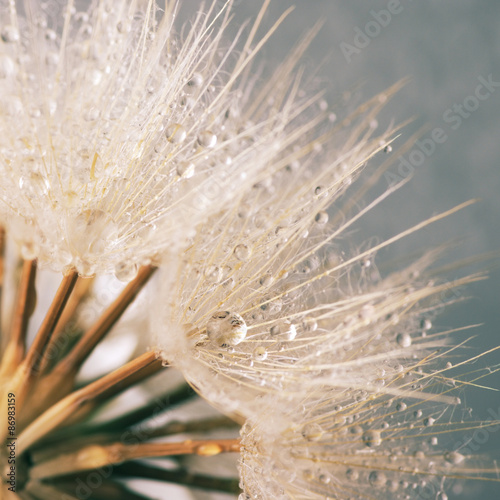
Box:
left=0, top=226, right=5, bottom=349
left=38, top=276, right=94, bottom=374
left=17, top=351, right=162, bottom=454
left=56, top=265, right=156, bottom=375
left=0, top=259, right=37, bottom=376
left=30, top=438, right=241, bottom=479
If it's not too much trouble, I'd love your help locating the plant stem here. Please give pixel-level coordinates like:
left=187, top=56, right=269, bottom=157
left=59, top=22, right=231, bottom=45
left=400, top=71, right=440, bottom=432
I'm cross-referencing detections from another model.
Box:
left=17, top=351, right=162, bottom=454
left=30, top=438, right=241, bottom=479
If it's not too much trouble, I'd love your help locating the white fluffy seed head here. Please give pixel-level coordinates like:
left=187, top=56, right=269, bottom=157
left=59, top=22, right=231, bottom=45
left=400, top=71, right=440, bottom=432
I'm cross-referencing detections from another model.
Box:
left=0, top=0, right=322, bottom=277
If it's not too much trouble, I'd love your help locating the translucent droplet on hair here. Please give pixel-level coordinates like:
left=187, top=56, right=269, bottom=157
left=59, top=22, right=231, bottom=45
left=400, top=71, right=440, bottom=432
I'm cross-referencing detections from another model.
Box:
left=234, top=244, right=250, bottom=261
left=198, top=130, right=217, bottom=148
left=444, top=451, right=464, bottom=465
left=206, top=311, right=247, bottom=346
left=1, top=26, right=19, bottom=43
left=166, top=123, right=187, bottom=144
left=314, top=210, right=329, bottom=225
left=368, top=471, right=386, bottom=488
left=301, top=423, right=323, bottom=441
left=0, top=55, right=16, bottom=79
left=397, top=333, right=412, bottom=348
left=362, top=430, right=382, bottom=447
left=176, top=162, right=195, bottom=178
left=115, top=262, right=138, bottom=282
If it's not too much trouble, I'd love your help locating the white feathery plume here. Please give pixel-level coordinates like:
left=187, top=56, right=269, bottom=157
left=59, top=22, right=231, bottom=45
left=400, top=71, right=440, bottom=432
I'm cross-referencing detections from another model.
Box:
left=0, top=0, right=307, bottom=278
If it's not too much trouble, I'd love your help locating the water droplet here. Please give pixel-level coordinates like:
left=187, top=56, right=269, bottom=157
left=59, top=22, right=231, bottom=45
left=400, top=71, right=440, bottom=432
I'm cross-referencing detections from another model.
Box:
left=187, top=73, right=203, bottom=87
left=166, top=123, right=187, bottom=144
left=368, top=471, right=386, bottom=488
left=176, top=162, right=195, bottom=178
left=234, top=244, right=250, bottom=261
left=345, top=469, right=358, bottom=480
left=114, top=262, right=138, bottom=282
left=396, top=402, right=407, bottom=412
left=253, top=346, right=267, bottom=361
left=437, top=492, right=448, bottom=500
left=424, top=417, right=435, bottom=427
left=384, top=145, right=393, bottom=153
left=314, top=211, right=329, bottom=225
left=198, top=130, right=217, bottom=148
left=362, top=430, right=382, bottom=447
left=318, top=473, right=330, bottom=484
left=301, top=423, right=323, bottom=441
left=421, top=318, right=432, bottom=330
left=259, top=274, right=273, bottom=287
left=397, top=333, right=412, bottom=348
left=430, top=436, right=438, bottom=446
left=206, top=311, right=247, bottom=346
left=444, top=451, right=464, bottom=465
left=270, top=321, right=297, bottom=341
left=1, top=26, right=19, bottom=43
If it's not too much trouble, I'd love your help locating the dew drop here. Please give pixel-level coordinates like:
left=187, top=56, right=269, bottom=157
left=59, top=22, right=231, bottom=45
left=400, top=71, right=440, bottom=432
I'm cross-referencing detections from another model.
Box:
left=384, top=145, right=393, bottom=153
left=176, top=162, right=195, bottom=178
left=362, top=430, right=382, bottom=447
left=424, top=417, right=435, bottom=427
left=301, top=423, right=323, bottom=441
left=444, top=451, right=464, bottom=465
left=253, top=346, right=268, bottom=361
left=318, top=473, right=330, bottom=484
left=314, top=211, right=329, bottom=225
left=187, top=72, right=203, bottom=87
left=396, top=402, right=407, bottom=412
left=234, top=244, right=250, bottom=261
left=198, top=130, right=217, bottom=148
left=206, top=311, right=247, bottom=346
left=1, top=26, right=19, bottom=43
left=421, top=318, right=432, bottom=330
left=259, top=274, right=273, bottom=287
left=368, top=471, right=386, bottom=488
left=166, top=123, right=187, bottom=144
left=397, top=333, right=412, bottom=348
left=114, top=261, right=138, bottom=282
left=345, top=469, right=358, bottom=481
left=270, top=321, right=297, bottom=341
left=437, top=492, right=448, bottom=500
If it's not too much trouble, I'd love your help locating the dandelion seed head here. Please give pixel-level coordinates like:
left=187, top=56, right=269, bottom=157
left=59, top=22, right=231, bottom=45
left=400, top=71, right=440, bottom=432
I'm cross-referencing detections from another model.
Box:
left=0, top=0, right=317, bottom=277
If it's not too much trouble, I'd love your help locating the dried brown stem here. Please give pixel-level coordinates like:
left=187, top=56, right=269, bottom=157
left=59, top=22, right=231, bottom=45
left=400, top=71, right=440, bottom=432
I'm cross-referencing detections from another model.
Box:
left=0, top=226, right=5, bottom=348
left=30, top=438, right=241, bottom=479
left=0, top=259, right=37, bottom=377
left=24, top=270, right=79, bottom=377
left=38, top=276, right=94, bottom=374
left=57, top=265, right=156, bottom=375
left=32, top=415, right=238, bottom=463
left=17, top=351, right=162, bottom=454
left=115, top=461, right=241, bottom=494
left=37, top=383, right=196, bottom=453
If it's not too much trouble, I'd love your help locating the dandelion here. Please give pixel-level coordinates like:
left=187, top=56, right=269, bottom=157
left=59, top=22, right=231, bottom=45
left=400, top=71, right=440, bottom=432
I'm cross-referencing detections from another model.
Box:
left=0, top=0, right=303, bottom=278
